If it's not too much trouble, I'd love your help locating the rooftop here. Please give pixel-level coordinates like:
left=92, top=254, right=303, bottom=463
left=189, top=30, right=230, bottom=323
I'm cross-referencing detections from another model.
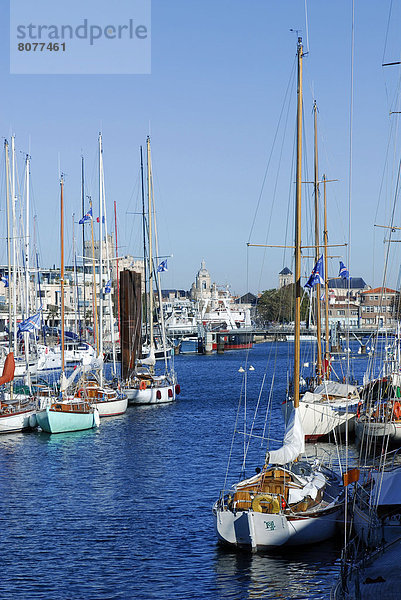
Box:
left=327, top=277, right=367, bottom=289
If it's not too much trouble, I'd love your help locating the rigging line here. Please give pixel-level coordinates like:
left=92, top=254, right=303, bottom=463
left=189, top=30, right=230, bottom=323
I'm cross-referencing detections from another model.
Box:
left=382, top=0, right=393, bottom=65
left=247, top=57, right=296, bottom=243
left=256, top=80, right=296, bottom=295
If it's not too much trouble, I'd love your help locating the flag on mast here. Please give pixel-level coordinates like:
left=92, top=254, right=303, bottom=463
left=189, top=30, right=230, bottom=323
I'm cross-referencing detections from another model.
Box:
left=79, top=207, right=92, bottom=224
left=157, top=259, right=168, bottom=272
left=305, top=255, right=324, bottom=289
left=339, top=261, right=350, bottom=280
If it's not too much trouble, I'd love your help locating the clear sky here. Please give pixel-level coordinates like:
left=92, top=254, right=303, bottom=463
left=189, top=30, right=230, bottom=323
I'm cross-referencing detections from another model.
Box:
left=1, top=1, right=401, bottom=296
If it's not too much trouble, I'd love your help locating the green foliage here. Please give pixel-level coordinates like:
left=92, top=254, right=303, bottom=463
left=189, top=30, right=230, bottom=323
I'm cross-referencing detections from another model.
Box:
left=257, top=284, right=310, bottom=323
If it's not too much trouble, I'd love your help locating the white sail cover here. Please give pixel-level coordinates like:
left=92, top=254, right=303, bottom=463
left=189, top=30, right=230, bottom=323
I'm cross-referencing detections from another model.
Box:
left=138, top=347, right=156, bottom=367
left=268, top=406, right=305, bottom=465
left=60, top=366, right=82, bottom=392
left=313, top=381, right=358, bottom=398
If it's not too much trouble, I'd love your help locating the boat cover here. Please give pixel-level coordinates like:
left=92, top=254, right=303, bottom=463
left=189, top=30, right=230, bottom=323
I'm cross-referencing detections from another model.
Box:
left=371, top=469, right=401, bottom=506
left=313, top=381, right=359, bottom=398
left=268, top=406, right=305, bottom=465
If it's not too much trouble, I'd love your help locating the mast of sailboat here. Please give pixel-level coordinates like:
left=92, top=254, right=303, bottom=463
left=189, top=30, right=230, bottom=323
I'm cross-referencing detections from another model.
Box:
left=24, top=154, right=31, bottom=374
left=313, top=101, right=323, bottom=384
left=60, top=175, right=65, bottom=378
left=11, top=136, right=17, bottom=355
left=114, top=200, right=121, bottom=342
left=294, top=37, right=303, bottom=410
left=99, top=141, right=116, bottom=377
left=98, top=133, right=104, bottom=382
left=323, top=175, right=330, bottom=375
left=140, top=146, right=148, bottom=347
left=146, top=136, right=154, bottom=372
left=25, top=154, right=30, bottom=318
left=5, top=141, right=13, bottom=400
left=81, top=156, right=86, bottom=341
left=89, top=198, right=99, bottom=355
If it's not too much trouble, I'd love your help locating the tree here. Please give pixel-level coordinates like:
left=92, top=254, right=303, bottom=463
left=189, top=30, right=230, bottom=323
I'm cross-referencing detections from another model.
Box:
left=257, top=284, right=310, bottom=324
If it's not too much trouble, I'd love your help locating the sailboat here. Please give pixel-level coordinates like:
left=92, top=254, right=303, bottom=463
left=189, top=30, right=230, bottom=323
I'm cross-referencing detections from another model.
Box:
left=34, top=176, right=100, bottom=434
left=122, top=138, right=178, bottom=405
left=213, top=38, right=343, bottom=550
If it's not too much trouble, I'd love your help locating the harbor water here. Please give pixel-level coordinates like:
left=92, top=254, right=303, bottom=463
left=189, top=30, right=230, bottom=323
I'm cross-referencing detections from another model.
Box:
left=0, top=341, right=372, bottom=599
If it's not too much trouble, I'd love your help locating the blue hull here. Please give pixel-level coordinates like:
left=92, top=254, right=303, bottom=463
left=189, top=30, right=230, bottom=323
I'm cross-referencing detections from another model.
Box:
left=36, top=407, right=99, bottom=433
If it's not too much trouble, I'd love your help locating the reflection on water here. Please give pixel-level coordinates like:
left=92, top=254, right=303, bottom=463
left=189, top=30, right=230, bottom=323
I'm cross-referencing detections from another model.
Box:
left=214, top=540, right=342, bottom=599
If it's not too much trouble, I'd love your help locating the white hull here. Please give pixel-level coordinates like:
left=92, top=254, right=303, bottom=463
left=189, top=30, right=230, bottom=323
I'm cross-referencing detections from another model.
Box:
left=213, top=503, right=341, bottom=549
left=94, top=396, right=128, bottom=417
left=0, top=359, right=38, bottom=378
left=298, top=400, right=357, bottom=440
left=0, top=407, right=36, bottom=433
left=37, top=344, right=101, bottom=372
left=355, top=418, right=401, bottom=443
left=126, top=384, right=175, bottom=405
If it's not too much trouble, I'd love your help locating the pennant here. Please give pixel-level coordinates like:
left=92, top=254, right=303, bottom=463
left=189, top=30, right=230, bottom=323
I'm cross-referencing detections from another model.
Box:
left=0, top=275, right=9, bottom=288
left=18, top=311, right=41, bottom=333
left=96, top=216, right=105, bottom=223
left=157, top=259, right=168, bottom=273
left=304, top=255, right=324, bottom=289
left=339, top=261, right=350, bottom=280
left=343, top=468, right=360, bottom=487
left=79, top=208, right=92, bottom=224
left=104, top=279, right=111, bottom=294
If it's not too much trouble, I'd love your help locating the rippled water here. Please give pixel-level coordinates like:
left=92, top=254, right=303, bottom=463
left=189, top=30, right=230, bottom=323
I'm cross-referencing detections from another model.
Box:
left=0, top=342, right=372, bottom=599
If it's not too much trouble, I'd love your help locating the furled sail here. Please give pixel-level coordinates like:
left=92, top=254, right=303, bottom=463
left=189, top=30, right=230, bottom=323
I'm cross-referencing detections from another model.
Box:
left=0, top=352, right=15, bottom=386
left=137, top=347, right=156, bottom=367
left=268, top=406, right=305, bottom=465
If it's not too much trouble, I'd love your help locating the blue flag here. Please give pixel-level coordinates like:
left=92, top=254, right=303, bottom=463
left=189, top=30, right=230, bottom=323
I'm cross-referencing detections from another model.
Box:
left=104, top=279, right=111, bottom=294
left=339, top=261, right=350, bottom=280
left=79, top=207, right=92, bottom=224
left=305, top=255, right=324, bottom=289
left=0, top=275, right=9, bottom=288
left=157, top=259, right=168, bottom=273
left=18, top=311, right=41, bottom=333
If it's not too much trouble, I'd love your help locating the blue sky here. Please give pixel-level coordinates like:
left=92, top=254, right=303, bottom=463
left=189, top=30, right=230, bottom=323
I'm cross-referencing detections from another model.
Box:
left=1, top=1, right=401, bottom=295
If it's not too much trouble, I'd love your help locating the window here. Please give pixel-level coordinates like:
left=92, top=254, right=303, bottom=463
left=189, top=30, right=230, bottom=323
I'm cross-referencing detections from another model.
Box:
left=351, top=310, right=358, bottom=315
left=338, top=310, right=345, bottom=315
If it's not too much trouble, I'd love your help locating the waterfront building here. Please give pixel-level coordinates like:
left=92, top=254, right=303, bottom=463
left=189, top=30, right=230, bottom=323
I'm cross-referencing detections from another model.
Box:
left=359, top=287, right=398, bottom=329
left=278, top=267, right=293, bottom=289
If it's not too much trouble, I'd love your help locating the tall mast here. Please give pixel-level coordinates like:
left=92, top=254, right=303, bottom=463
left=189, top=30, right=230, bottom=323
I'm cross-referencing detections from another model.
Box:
left=5, top=142, right=12, bottom=346
left=81, top=156, right=86, bottom=340
left=146, top=136, right=154, bottom=370
left=5, top=142, right=13, bottom=400
left=90, top=199, right=99, bottom=354
left=294, top=37, right=303, bottom=409
left=11, top=137, right=17, bottom=354
left=323, top=175, right=330, bottom=375
left=98, top=133, right=104, bottom=366
left=114, top=200, right=121, bottom=342
left=313, top=101, right=323, bottom=384
left=100, top=145, right=116, bottom=378
left=25, top=154, right=30, bottom=318
left=60, top=176, right=65, bottom=376
left=72, top=214, right=78, bottom=335
left=24, top=154, right=31, bottom=373
left=140, top=146, right=148, bottom=344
